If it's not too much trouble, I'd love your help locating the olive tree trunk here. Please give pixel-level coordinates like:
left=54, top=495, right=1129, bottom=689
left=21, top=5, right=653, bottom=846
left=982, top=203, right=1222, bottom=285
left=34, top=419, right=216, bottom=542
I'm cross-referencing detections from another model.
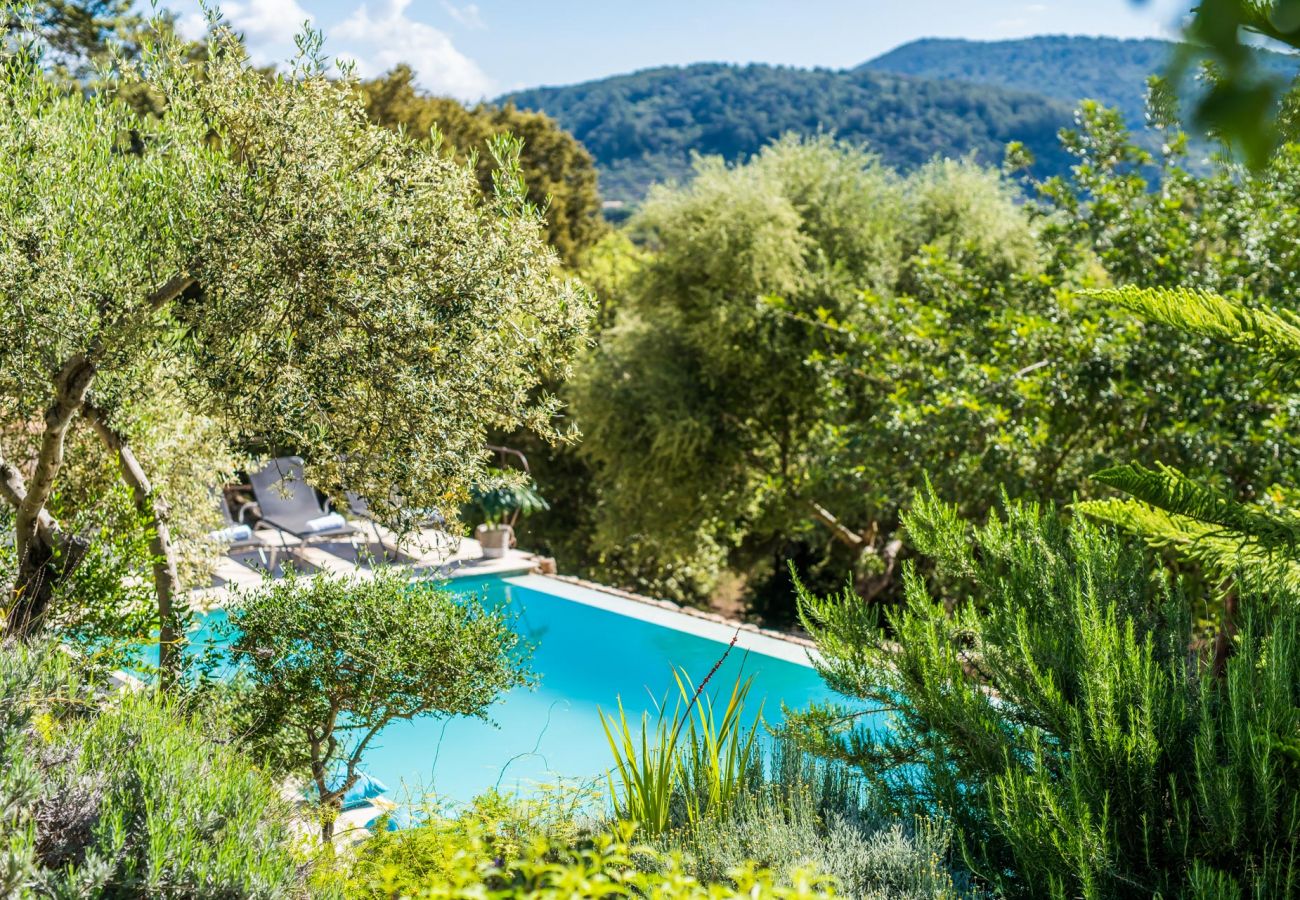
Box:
left=3, top=354, right=96, bottom=634
left=83, top=401, right=184, bottom=687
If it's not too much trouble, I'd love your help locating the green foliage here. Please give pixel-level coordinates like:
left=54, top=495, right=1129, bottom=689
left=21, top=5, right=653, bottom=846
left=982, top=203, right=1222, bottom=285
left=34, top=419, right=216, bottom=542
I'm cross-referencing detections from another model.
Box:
left=0, top=11, right=591, bottom=658
left=226, top=568, right=531, bottom=840
left=503, top=63, right=1074, bottom=202
left=1171, top=0, right=1300, bottom=167
left=359, top=64, right=607, bottom=266
left=334, top=787, right=594, bottom=897
left=660, top=740, right=974, bottom=900
left=602, top=668, right=761, bottom=836
left=1095, top=285, right=1300, bottom=373
left=0, top=640, right=306, bottom=897
left=1074, top=280, right=1300, bottom=592
left=600, top=665, right=971, bottom=897
left=1080, top=461, right=1300, bottom=591
left=569, top=135, right=1122, bottom=611
left=1031, top=113, right=1300, bottom=549
left=790, top=490, right=1300, bottom=898
left=6, top=0, right=149, bottom=77
left=601, top=688, right=678, bottom=836
left=467, top=469, right=550, bottom=528
left=339, top=815, right=835, bottom=898
left=675, top=671, right=763, bottom=829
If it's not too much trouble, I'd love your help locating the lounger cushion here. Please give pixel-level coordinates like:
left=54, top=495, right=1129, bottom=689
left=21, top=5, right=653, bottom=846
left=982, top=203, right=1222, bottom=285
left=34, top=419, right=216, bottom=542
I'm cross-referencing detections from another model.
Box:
left=304, top=512, right=348, bottom=533
left=208, top=524, right=253, bottom=543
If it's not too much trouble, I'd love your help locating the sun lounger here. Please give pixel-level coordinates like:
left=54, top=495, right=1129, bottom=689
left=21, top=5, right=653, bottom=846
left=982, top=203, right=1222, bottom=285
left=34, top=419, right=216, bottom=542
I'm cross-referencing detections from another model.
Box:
left=248, top=457, right=359, bottom=552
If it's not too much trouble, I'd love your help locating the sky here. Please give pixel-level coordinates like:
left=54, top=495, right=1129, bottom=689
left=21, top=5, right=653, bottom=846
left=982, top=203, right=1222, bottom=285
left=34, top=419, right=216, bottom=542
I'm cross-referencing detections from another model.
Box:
left=167, top=0, right=1197, bottom=101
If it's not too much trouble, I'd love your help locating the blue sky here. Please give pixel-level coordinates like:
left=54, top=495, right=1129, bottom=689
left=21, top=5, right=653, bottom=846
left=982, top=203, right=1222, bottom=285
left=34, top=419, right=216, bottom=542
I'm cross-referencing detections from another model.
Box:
left=168, top=0, right=1194, bottom=100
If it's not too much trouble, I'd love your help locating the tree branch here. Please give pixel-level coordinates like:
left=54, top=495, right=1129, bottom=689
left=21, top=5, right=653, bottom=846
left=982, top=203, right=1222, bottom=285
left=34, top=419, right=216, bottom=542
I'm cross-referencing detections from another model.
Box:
left=19, top=354, right=96, bottom=531
left=0, top=454, right=61, bottom=548
left=144, top=274, right=198, bottom=312
left=810, top=500, right=869, bottom=549
left=808, top=501, right=903, bottom=601
left=82, top=399, right=184, bottom=686
left=856, top=537, right=904, bottom=603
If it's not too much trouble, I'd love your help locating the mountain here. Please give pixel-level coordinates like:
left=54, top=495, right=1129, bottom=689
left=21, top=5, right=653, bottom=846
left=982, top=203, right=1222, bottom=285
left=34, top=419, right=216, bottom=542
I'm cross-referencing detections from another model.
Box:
left=501, top=63, right=1074, bottom=203
left=501, top=36, right=1300, bottom=205
left=862, top=35, right=1300, bottom=128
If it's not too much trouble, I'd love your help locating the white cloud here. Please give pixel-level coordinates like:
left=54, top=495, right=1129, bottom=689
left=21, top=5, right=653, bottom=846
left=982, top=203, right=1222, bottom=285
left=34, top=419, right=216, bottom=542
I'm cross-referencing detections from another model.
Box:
left=441, top=1, right=485, bottom=30
left=331, top=0, right=492, bottom=100
left=175, top=9, right=210, bottom=42
left=223, top=0, right=314, bottom=53
left=1025, top=3, right=1048, bottom=13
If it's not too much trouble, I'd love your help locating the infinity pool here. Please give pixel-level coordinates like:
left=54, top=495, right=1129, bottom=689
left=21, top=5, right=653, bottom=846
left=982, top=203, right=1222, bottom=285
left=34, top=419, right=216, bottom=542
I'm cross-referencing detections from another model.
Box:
left=176, top=574, right=847, bottom=804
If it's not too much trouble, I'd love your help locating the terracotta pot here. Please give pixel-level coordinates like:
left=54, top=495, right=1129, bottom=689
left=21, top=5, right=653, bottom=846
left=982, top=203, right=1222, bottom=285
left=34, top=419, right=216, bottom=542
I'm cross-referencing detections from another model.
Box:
left=476, top=523, right=513, bottom=558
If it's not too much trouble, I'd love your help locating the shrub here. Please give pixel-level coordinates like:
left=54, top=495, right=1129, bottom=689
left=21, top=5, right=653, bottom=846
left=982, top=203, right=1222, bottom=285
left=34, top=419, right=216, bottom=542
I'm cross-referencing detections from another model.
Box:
left=601, top=667, right=762, bottom=835
left=0, top=641, right=306, bottom=898
left=335, top=796, right=836, bottom=899
left=226, top=568, right=532, bottom=842
left=790, top=487, right=1300, bottom=899
left=333, top=787, right=595, bottom=897
left=661, top=741, right=973, bottom=900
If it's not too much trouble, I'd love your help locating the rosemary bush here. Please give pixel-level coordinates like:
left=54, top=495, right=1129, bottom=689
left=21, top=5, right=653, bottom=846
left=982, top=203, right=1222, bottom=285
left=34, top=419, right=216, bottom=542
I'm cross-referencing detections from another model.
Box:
left=791, top=487, right=1300, bottom=899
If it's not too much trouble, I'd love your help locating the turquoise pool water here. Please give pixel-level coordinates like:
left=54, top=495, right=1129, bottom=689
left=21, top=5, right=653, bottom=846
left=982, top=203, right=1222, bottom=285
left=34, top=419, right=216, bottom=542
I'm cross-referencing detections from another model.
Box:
left=173, top=574, right=848, bottom=805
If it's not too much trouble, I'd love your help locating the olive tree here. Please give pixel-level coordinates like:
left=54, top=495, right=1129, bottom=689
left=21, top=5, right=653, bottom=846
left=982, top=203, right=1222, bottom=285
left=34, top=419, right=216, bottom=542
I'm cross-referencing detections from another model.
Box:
left=226, top=568, right=531, bottom=842
left=569, top=137, right=1070, bottom=609
left=0, top=14, right=591, bottom=678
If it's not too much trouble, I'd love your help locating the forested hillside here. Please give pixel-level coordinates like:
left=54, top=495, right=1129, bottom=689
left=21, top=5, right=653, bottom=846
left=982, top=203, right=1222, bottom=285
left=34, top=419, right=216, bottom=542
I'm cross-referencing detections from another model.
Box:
left=862, top=35, right=1300, bottom=127
left=502, top=63, right=1073, bottom=201
left=504, top=36, right=1300, bottom=202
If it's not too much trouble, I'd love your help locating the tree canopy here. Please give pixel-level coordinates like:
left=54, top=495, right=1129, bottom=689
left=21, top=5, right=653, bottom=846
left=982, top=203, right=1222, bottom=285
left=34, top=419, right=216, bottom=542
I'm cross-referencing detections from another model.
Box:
left=0, top=16, right=592, bottom=675
left=227, top=569, right=530, bottom=842
left=568, top=136, right=1090, bottom=608
left=360, top=64, right=607, bottom=267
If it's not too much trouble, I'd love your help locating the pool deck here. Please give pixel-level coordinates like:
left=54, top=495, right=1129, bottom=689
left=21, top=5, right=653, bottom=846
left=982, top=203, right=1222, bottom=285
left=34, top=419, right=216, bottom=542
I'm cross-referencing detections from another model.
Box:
left=191, top=521, right=542, bottom=609
left=190, top=522, right=819, bottom=659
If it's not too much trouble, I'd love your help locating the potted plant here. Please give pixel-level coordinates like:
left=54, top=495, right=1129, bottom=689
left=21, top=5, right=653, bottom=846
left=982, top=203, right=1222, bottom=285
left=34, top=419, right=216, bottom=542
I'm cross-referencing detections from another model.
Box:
left=468, top=470, right=549, bottom=558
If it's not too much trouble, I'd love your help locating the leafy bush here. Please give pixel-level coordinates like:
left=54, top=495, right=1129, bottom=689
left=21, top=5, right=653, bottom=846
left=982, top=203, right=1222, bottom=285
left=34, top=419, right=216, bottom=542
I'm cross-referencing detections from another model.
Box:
left=467, top=469, right=551, bottom=528
left=0, top=641, right=306, bottom=898
left=330, top=787, right=594, bottom=897
left=334, top=796, right=835, bottom=899
left=225, top=568, right=532, bottom=842
left=790, top=488, right=1300, bottom=899
left=661, top=741, right=973, bottom=900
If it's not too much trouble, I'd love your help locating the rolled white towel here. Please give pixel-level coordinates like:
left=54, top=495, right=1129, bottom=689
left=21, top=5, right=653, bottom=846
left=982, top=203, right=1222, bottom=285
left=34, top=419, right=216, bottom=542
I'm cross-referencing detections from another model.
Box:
left=304, top=512, right=347, bottom=533
left=208, top=524, right=253, bottom=543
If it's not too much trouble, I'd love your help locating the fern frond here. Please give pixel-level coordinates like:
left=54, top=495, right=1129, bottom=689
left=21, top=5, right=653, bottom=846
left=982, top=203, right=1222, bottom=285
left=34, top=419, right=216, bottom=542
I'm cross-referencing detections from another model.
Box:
left=1093, top=462, right=1300, bottom=552
left=1087, top=285, right=1300, bottom=373
left=1077, top=497, right=1300, bottom=590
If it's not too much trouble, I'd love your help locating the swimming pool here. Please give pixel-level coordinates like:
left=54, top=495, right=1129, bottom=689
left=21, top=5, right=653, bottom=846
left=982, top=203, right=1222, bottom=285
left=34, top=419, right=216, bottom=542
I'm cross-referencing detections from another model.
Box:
left=175, top=574, right=848, bottom=804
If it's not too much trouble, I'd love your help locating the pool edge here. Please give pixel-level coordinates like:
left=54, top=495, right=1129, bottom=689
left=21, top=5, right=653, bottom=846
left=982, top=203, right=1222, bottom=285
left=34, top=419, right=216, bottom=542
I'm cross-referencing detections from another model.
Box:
left=502, top=573, right=821, bottom=669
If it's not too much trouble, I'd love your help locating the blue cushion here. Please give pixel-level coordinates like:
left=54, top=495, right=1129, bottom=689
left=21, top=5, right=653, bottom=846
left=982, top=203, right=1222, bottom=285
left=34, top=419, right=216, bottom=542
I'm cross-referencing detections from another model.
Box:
left=303, top=770, right=388, bottom=810
left=365, top=807, right=413, bottom=832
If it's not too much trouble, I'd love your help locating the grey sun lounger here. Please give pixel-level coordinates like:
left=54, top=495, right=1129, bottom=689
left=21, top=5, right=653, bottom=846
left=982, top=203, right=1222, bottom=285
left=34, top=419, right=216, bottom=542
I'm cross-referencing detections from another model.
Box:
left=346, top=491, right=445, bottom=532
left=248, top=457, right=359, bottom=548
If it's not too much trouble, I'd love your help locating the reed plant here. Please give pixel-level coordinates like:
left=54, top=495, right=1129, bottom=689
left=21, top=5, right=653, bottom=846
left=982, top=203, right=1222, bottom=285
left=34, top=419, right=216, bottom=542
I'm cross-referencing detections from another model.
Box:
left=600, top=688, right=681, bottom=834
left=600, top=665, right=762, bottom=835
left=676, top=668, right=762, bottom=826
